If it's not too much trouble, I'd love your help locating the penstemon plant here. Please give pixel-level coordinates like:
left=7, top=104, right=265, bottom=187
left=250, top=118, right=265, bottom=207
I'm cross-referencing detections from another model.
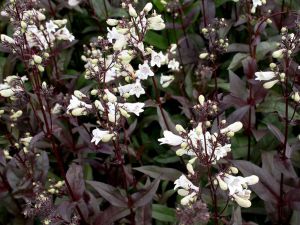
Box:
left=0, top=0, right=299, bottom=225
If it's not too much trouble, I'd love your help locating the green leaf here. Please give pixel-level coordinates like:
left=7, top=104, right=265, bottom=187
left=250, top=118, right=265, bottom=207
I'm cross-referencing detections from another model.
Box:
left=133, top=166, right=181, bottom=181
left=91, top=0, right=126, bottom=20
left=152, top=204, right=176, bottom=222
left=227, top=53, right=248, bottom=71
left=256, top=41, right=277, bottom=61
left=144, top=31, right=168, bottom=50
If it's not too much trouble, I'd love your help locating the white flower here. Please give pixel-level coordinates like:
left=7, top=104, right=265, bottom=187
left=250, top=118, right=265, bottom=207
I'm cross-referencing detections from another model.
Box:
left=118, top=80, right=145, bottom=98
left=147, top=15, right=165, bottom=30
left=67, top=95, right=92, bottom=116
left=55, top=26, right=75, bottom=42
left=120, top=102, right=145, bottom=116
left=0, top=84, right=14, bottom=97
left=255, top=71, right=276, bottom=81
left=216, top=172, right=259, bottom=208
left=158, top=131, right=184, bottom=146
left=151, top=51, right=166, bottom=68
left=104, top=89, right=117, bottom=103
left=91, top=128, right=114, bottom=144
left=0, top=34, right=15, bottom=44
left=168, top=59, right=180, bottom=71
left=51, top=103, right=63, bottom=114
left=46, top=20, right=58, bottom=33
left=136, top=61, right=154, bottom=80
left=107, top=27, right=128, bottom=50
left=251, top=0, right=263, bottom=13
left=160, top=75, right=174, bottom=88
left=174, top=175, right=199, bottom=192
left=68, top=0, right=81, bottom=7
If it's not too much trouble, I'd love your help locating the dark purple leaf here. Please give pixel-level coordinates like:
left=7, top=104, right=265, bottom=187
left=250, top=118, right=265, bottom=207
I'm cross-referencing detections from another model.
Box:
left=132, top=178, right=160, bottom=208
left=93, top=206, right=130, bottom=225
left=66, top=164, right=85, bottom=201
left=87, top=180, right=128, bottom=207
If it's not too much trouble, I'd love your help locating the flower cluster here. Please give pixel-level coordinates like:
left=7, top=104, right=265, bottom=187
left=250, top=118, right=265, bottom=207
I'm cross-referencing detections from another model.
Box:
left=68, top=2, right=180, bottom=145
left=0, top=0, right=74, bottom=72
left=215, top=167, right=259, bottom=208
left=255, top=26, right=300, bottom=90
left=160, top=95, right=259, bottom=208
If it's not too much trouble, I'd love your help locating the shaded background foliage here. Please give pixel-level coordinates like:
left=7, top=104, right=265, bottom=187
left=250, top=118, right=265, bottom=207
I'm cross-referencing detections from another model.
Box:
left=0, top=0, right=300, bottom=224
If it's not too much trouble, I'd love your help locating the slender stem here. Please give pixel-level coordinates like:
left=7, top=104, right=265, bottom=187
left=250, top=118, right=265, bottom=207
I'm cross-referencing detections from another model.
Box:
left=151, top=77, right=170, bottom=131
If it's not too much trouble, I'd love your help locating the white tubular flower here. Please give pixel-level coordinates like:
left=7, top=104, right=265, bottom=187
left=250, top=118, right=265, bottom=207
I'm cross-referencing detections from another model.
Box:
left=220, top=122, right=243, bottom=134
left=0, top=34, right=15, bottom=44
left=158, top=131, right=184, bottom=146
left=217, top=172, right=259, bottom=208
left=120, top=102, right=145, bottom=116
left=251, top=0, right=263, bottom=13
left=168, top=59, right=180, bottom=71
left=151, top=51, right=167, bottom=67
left=118, top=80, right=145, bottom=98
left=91, top=128, right=114, bottom=144
left=160, top=75, right=175, bottom=88
left=55, top=26, right=75, bottom=42
left=104, top=89, right=117, bottom=103
left=136, top=61, right=154, bottom=80
left=255, top=71, right=276, bottom=81
left=46, top=20, right=58, bottom=33
left=67, top=95, right=92, bottom=116
left=68, top=0, right=81, bottom=7
left=174, top=175, right=199, bottom=192
left=263, top=80, right=279, bottom=89
left=147, top=15, right=165, bottom=30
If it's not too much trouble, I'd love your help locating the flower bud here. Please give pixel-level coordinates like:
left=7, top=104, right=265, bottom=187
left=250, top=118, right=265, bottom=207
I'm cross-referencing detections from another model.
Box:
left=120, top=108, right=131, bottom=118
left=10, top=110, right=23, bottom=120
left=216, top=176, right=228, bottom=190
left=128, top=4, right=137, bottom=17
left=229, top=167, right=239, bottom=174
left=74, top=90, right=86, bottom=99
left=246, top=175, right=259, bottom=185
left=198, top=95, right=205, bottom=105
left=293, top=92, right=300, bottom=102
left=233, top=194, right=251, bottom=208
left=102, top=133, right=115, bottom=142
left=0, top=88, right=14, bottom=97
left=199, top=52, right=208, bottom=59
left=186, top=163, right=195, bottom=175
left=221, top=121, right=243, bottom=134
left=177, top=189, right=189, bottom=196
left=21, top=21, right=27, bottom=29
left=106, top=19, right=119, bottom=26
left=195, top=123, right=203, bottom=135
left=143, top=2, right=153, bottom=13
left=175, top=124, right=186, bottom=134
left=37, top=65, right=44, bottom=72
left=33, top=55, right=42, bottom=64
left=71, top=108, right=87, bottom=116
left=263, top=80, right=278, bottom=89
left=90, top=89, right=98, bottom=96
left=94, top=100, right=104, bottom=111
left=272, top=49, right=284, bottom=59
left=176, top=148, right=186, bottom=156
left=104, top=89, right=117, bottom=103
left=269, top=63, right=276, bottom=69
